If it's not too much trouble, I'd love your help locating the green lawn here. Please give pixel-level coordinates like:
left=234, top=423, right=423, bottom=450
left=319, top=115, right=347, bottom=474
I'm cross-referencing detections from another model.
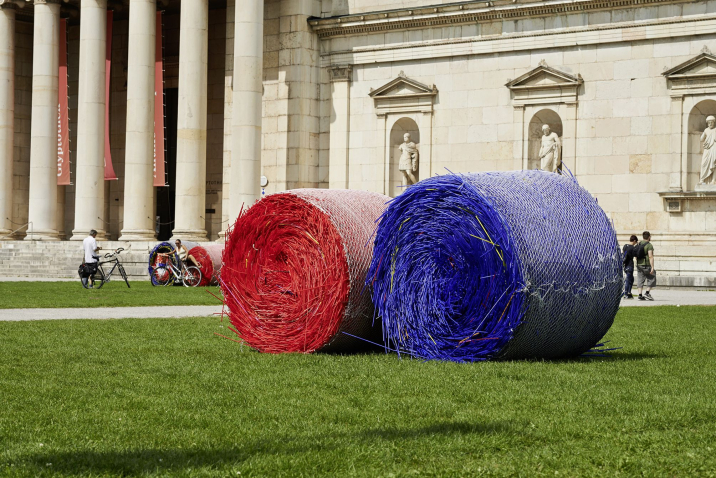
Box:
left=0, top=307, right=714, bottom=477
left=0, top=281, right=221, bottom=309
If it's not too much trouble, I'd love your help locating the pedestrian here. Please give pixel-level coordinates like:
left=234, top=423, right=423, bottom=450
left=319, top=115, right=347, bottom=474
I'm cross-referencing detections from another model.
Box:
left=622, top=234, right=638, bottom=299
left=82, top=229, right=101, bottom=288
left=636, top=231, right=656, bottom=301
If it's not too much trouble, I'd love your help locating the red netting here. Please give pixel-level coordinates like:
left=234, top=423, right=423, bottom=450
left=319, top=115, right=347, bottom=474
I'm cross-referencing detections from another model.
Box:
left=220, top=189, right=389, bottom=353
left=189, top=244, right=224, bottom=286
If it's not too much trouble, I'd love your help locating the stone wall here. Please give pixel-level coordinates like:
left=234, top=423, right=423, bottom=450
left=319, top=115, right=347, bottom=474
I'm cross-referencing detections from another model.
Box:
left=317, top=0, right=716, bottom=284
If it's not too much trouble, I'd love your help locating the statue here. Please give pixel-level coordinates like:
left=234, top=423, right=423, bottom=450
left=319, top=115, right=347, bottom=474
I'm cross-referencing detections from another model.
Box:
left=700, top=115, right=716, bottom=185
left=538, top=124, right=562, bottom=173
left=398, top=132, right=419, bottom=186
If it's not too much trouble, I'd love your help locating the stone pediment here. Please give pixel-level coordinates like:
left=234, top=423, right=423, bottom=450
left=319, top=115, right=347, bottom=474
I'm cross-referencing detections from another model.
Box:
left=370, top=72, right=437, bottom=115
left=663, top=48, right=716, bottom=96
left=506, top=61, right=582, bottom=106
left=370, top=72, right=437, bottom=98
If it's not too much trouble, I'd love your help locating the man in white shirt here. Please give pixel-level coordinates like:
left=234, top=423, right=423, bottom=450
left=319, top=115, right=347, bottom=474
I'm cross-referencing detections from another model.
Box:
left=82, top=230, right=101, bottom=288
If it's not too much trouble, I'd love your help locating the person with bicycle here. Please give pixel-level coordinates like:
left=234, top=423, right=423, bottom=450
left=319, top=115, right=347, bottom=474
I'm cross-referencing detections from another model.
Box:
left=82, top=229, right=101, bottom=288
left=161, top=239, right=201, bottom=270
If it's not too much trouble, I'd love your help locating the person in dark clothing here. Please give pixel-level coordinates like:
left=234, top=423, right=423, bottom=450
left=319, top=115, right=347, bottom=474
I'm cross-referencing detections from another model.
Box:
left=622, top=235, right=638, bottom=299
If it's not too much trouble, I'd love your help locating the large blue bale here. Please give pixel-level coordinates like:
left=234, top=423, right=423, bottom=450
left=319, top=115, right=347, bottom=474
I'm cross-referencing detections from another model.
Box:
left=368, top=170, right=623, bottom=362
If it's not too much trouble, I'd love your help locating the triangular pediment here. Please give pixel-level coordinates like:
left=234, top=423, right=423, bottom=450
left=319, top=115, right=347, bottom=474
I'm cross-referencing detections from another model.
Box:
left=506, top=62, right=582, bottom=90
left=663, top=51, right=716, bottom=79
left=369, top=72, right=437, bottom=98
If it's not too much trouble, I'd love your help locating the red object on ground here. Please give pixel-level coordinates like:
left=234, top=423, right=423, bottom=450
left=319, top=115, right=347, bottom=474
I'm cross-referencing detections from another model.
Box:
left=189, top=243, right=224, bottom=286
left=220, top=189, right=389, bottom=354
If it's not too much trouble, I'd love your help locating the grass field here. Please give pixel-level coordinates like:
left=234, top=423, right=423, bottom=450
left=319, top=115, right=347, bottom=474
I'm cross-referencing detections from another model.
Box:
left=0, top=281, right=221, bottom=309
left=1, top=306, right=715, bottom=477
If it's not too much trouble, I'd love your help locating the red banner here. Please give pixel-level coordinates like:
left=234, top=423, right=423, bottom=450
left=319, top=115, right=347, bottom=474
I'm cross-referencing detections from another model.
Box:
left=57, top=19, right=70, bottom=185
left=104, top=10, right=117, bottom=180
left=153, top=11, right=166, bottom=187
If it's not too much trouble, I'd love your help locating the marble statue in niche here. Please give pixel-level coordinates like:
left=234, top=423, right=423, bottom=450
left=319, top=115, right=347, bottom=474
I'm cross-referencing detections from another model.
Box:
left=539, top=124, right=562, bottom=173
left=399, top=132, right=419, bottom=186
left=700, top=115, right=716, bottom=185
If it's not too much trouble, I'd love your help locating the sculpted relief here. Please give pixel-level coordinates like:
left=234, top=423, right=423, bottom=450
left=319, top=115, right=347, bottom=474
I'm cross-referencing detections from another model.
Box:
left=700, top=115, right=716, bottom=185
left=539, top=124, right=562, bottom=173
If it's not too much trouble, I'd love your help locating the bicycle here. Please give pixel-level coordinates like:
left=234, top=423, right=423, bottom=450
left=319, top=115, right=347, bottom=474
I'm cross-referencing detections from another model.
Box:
left=79, top=247, right=131, bottom=289
left=152, top=255, right=202, bottom=287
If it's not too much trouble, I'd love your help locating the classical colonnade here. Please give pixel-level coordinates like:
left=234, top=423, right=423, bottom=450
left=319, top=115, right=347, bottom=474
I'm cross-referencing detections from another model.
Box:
left=0, top=0, right=263, bottom=241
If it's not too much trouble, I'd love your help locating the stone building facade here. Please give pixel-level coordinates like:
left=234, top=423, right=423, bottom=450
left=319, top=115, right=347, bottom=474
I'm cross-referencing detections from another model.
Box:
left=1, top=0, right=715, bottom=286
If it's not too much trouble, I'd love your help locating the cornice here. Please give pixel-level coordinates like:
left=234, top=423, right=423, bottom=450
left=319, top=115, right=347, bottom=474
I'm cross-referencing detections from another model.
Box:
left=309, top=0, right=693, bottom=39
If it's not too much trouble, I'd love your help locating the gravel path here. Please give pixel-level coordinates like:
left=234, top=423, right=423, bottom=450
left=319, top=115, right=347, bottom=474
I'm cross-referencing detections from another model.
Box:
left=0, top=305, right=223, bottom=321
left=0, top=290, right=713, bottom=322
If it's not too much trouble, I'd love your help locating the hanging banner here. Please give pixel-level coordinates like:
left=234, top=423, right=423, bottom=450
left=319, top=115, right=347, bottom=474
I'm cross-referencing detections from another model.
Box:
left=104, top=10, right=117, bottom=180
left=57, top=19, right=70, bottom=185
left=153, top=11, right=166, bottom=187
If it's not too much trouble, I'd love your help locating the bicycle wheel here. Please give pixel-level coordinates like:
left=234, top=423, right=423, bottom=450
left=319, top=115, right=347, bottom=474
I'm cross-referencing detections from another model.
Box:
left=92, top=267, right=106, bottom=289
left=183, top=266, right=202, bottom=287
left=118, top=264, right=131, bottom=288
left=153, top=265, right=174, bottom=286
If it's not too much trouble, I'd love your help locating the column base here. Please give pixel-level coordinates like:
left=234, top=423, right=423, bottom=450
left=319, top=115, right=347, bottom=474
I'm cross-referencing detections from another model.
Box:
left=119, top=229, right=157, bottom=241
left=24, top=229, right=61, bottom=241
left=171, top=229, right=208, bottom=242
left=70, top=228, right=107, bottom=241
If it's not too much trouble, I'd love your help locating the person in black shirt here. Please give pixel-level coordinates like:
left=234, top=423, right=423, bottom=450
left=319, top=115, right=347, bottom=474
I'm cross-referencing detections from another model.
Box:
left=622, top=235, right=638, bottom=299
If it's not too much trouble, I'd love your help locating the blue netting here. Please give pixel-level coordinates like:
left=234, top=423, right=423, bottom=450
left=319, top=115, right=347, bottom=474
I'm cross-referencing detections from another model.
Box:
left=368, top=170, right=623, bottom=362
left=148, top=242, right=178, bottom=286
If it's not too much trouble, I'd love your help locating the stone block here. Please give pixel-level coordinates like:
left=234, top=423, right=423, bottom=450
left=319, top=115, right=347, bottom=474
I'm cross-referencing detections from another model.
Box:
left=595, top=80, right=631, bottom=99
left=630, top=117, right=652, bottom=136
left=596, top=117, right=631, bottom=137
left=628, top=193, right=652, bottom=212
left=629, top=154, right=652, bottom=174
left=613, top=98, right=648, bottom=118
left=597, top=44, right=632, bottom=63
left=646, top=134, right=670, bottom=155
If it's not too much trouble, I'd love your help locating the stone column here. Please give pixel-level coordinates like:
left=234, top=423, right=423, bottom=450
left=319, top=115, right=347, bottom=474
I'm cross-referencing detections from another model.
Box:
left=229, top=0, right=263, bottom=221
left=71, top=0, right=107, bottom=240
left=328, top=66, right=351, bottom=189
left=0, top=3, right=15, bottom=236
left=26, top=0, right=61, bottom=241
left=172, top=0, right=208, bottom=241
left=119, top=0, right=156, bottom=240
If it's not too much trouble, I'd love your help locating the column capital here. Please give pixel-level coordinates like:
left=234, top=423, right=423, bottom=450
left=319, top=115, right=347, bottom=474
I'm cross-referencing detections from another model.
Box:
left=0, top=1, right=17, bottom=10
left=33, top=0, right=62, bottom=5
left=329, top=65, right=353, bottom=83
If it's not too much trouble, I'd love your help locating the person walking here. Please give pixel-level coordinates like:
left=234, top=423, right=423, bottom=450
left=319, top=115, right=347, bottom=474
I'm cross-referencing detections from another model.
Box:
left=82, top=229, right=101, bottom=288
left=636, top=231, right=656, bottom=301
left=622, top=234, right=638, bottom=299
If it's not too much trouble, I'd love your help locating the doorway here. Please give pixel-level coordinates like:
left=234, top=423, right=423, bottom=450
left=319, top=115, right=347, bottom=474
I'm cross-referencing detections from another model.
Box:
left=156, top=88, right=177, bottom=241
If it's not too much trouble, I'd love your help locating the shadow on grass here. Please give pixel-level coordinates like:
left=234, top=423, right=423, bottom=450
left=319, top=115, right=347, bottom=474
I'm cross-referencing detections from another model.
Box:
left=18, top=421, right=512, bottom=475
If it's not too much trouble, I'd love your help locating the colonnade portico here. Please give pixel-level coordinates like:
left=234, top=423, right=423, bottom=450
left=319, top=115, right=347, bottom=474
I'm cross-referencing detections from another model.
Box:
left=5, top=0, right=263, bottom=242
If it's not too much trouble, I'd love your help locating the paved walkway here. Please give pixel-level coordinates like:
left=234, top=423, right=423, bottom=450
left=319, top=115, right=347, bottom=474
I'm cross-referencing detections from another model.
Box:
left=618, top=288, right=716, bottom=307
left=0, top=289, right=713, bottom=322
left=0, top=305, right=223, bottom=321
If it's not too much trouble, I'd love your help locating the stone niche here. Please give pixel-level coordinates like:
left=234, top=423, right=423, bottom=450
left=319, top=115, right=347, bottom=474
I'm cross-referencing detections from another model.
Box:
left=505, top=61, right=582, bottom=173
left=661, top=48, right=716, bottom=212
left=369, top=72, right=437, bottom=197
